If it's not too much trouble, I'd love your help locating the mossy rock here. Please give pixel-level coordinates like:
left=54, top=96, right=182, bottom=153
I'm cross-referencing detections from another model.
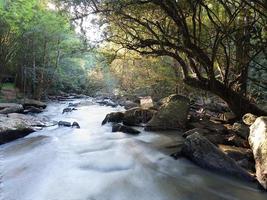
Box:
left=145, top=94, right=190, bottom=131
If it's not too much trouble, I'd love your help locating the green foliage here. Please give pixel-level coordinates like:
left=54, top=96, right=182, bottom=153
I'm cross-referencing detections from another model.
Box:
left=0, top=0, right=109, bottom=98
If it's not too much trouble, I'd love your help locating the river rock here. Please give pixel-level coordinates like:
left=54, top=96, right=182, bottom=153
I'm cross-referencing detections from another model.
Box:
left=112, top=124, right=140, bottom=135
left=23, top=106, right=43, bottom=114
left=182, top=128, right=210, bottom=138
left=62, top=107, right=74, bottom=114
left=232, top=122, right=250, bottom=139
left=243, top=113, right=257, bottom=126
left=58, top=121, right=72, bottom=127
left=123, top=100, right=139, bottom=110
left=0, top=113, right=54, bottom=144
left=22, top=99, right=47, bottom=109
left=140, top=96, right=153, bottom=109
left=249, top=116, right=267, bottom=189
left=218, top=145, right=253, bottom=161
left=72, top=122, right=80, bottom=129
left=225, top=134, right=250, bottom=148
left=102, top=112, right=124, bottom=125
left=182, top=133, right=254, bottom=181
left=188, top=120, right=228, bottom=134
left=123, top=107, right=156, bottom=126
left=68, top=102, right=79, bottom=107
left=0, top=103, right=24, bottom=114
left=182, top=128, right=226, bottom=145
left=218, top=145, right=255, bottom=172
left=145, top=94, right=190, bottom=131
left=97, top=99, right=117, bottom=107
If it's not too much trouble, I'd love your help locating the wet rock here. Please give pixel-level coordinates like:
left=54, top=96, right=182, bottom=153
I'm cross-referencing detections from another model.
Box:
left=102, top=112, right=124, bottom=125
left=97, top=99, right=117, bottom=107
left=77, top=100, right=95, bottom=107
left=182, top=133, right=254, bottom=181
left=145, top=94, right=190, bottom=131
left=0, top=103, right=24, bottom=114
left=112, top=124, right=140, bottom=135
left=62, top=107, right=75, bottom=114
left=123, top=107, right=156, bottom=126
left=58, top=121, right=72, bottom=127
left=72, top=122, right=80, bottom=129
left=0, top=113, right=53, bottom=144
left=22, top=99, right=47, bottom=109
left=23, top=106, right=43, bottom=114
left=68, top=102, right=79, bottom=107
left=249, top=116, right=267, bottom=190
left=243, top=113, right=257, bottom=126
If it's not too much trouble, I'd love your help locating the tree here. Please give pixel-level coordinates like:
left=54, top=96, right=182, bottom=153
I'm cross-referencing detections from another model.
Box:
left=71, top=0, right=267, bottom=117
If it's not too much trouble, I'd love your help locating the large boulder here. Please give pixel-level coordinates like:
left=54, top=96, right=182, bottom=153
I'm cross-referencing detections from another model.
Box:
left=218, top=145, right=255, bottom=172
left=188, top=120, right=228, bottom=134
left=0, top=113, right=55, bottom=145
left=0, top=103, right=24, bottom=114
left=22, top=99, right=47, bottom=109
left=123, top=107, right=156, bottom=126
left=182, top=128, right=227, bottom=145
left=112, top=124, right=140, bottom=135
left=182, top=133, right=254, bottom=181
left=249, top=116, right=267, bottom=189
left=145, top=94, right=190, bottom=131
left=102, top=112, right=124, bottom=125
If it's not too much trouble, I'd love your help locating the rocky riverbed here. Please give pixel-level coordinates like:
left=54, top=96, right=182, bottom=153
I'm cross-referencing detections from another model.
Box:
left=1, top=95, right=267, bottom=200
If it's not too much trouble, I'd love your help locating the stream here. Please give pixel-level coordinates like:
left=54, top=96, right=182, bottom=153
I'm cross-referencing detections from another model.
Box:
left=1, top=99, right=267, bottom=200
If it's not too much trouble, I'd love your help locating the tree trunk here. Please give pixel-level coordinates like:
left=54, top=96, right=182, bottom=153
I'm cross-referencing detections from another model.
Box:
left=184, top=77, right=267, bottom=118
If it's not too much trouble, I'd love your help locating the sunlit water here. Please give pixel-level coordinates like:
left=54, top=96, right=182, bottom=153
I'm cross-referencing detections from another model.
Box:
left=1, top=99, right=267, bottom=200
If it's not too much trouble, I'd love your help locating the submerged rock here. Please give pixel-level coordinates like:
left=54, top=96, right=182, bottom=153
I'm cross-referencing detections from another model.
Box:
left=182, top=133, right=254, bottom=181
left=145, top=94, right=190, bottom=131
left=58, top=121, right=72, bottom=127
left=112, top=124, right=140, bottom=135
left=62, top=107, right=77, bottom=114
left=249, top=116, right=267, bottom=190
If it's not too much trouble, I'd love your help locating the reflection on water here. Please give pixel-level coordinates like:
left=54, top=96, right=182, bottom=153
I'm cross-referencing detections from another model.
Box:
left=1, top=99, right=266, bottom=200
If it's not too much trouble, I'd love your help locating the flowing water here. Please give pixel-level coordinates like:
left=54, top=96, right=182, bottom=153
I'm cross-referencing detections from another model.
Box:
left=1, top=99, right=267, bottom=200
